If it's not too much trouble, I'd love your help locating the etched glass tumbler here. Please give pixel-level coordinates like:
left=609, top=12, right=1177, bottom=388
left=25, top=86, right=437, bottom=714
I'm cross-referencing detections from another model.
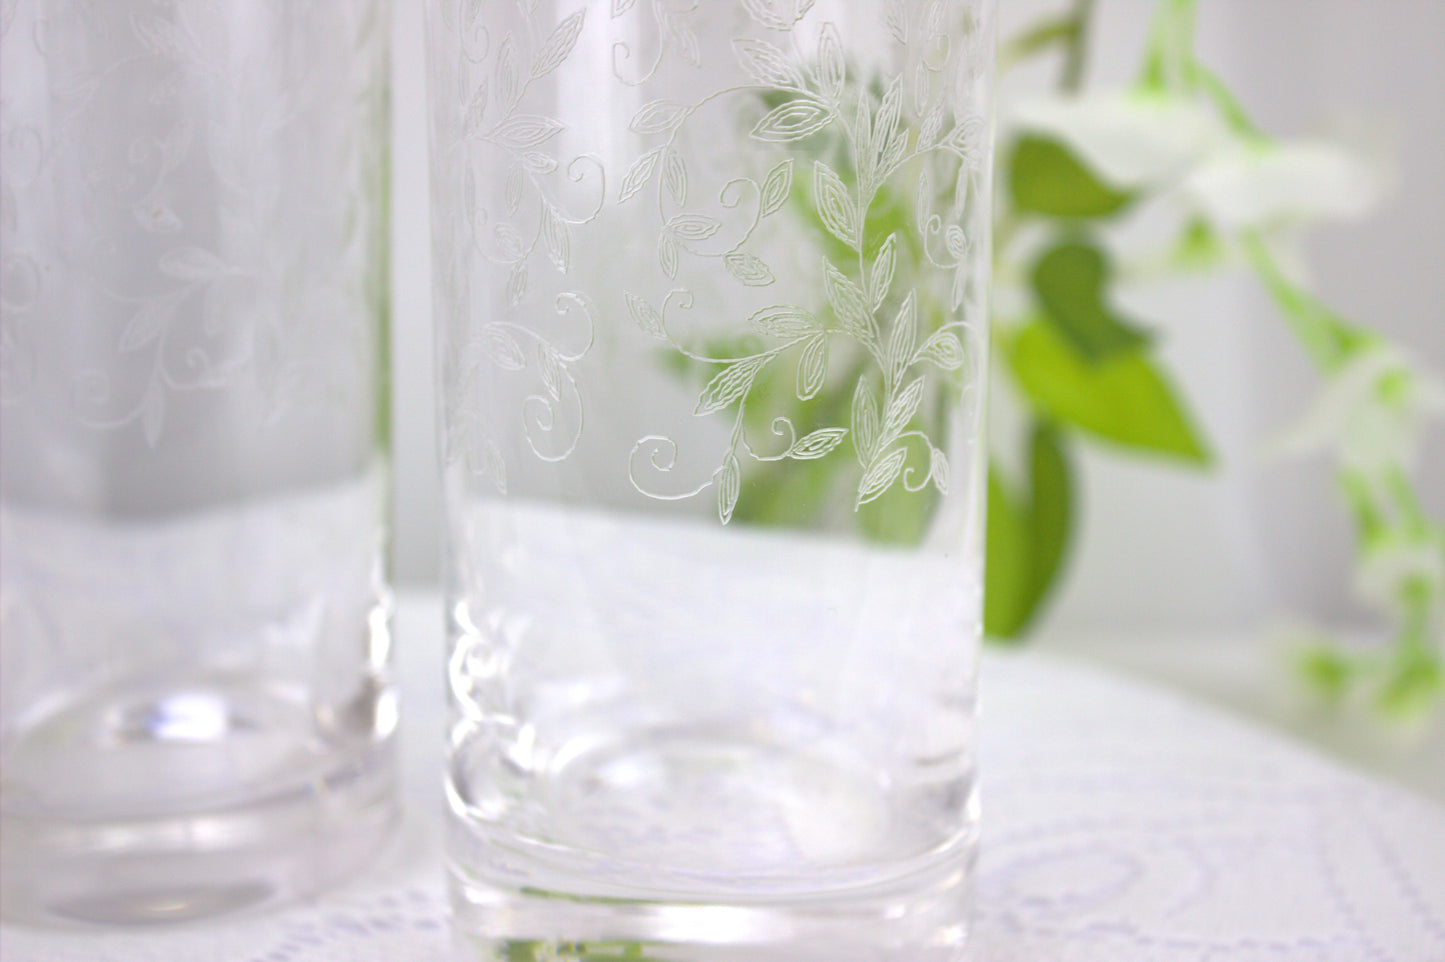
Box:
left=427, top=1, right=994, bottom=958
left=0, top=0, right=396, bottom=925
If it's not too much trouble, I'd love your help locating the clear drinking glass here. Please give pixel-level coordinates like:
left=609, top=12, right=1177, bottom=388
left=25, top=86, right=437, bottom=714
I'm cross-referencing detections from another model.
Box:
left=426, top=1, right=994, bottom=958
left=0, top=0, right=396, bottom=925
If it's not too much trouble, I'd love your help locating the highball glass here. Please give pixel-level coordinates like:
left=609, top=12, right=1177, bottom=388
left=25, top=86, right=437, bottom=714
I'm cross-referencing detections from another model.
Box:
left=426, top=2, right=994, bottom=957
left=0, top=0, right=396, bottom=926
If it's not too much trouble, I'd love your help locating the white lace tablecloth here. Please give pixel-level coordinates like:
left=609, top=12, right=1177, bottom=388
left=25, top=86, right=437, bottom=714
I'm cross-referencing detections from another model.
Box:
left=5, top=592, right=1444, bottom=961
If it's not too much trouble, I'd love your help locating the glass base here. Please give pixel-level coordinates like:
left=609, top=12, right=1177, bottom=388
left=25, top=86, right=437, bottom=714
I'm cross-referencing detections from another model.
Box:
left=447, top=727, right=975, bottom=961
left=0, top=679, right=398, bottom=927
left=450, top=865, right=973, bottom=962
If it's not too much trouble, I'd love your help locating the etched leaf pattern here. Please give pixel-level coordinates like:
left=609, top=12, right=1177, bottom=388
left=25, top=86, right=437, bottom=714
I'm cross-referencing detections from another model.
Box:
left=531, top=10, right=585, bottom=79
left=436, top=1, right=984, bottom=523
left=447, top=4, right=605, bottom=464
left=813, top=161, right=860, bottom=250
left=759, top=159, right=794, bottom=216
left=751, top=97, right=832, bottom=142
left=1, top=1, right=389, bottom=446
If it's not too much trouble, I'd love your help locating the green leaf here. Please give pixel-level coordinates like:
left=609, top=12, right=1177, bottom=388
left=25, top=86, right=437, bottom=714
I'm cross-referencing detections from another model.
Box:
left=1029, top=423, right=1072, bottom=613
left=1005, top=320, right=1213, bottom=464
left=985, top=467, right=1032, bottom=639
left=1007, top=135, right=1135, bottom=219
left=985, top=422, right=1075, bottom=640
left=1031, top=240, right=1151, bottom=362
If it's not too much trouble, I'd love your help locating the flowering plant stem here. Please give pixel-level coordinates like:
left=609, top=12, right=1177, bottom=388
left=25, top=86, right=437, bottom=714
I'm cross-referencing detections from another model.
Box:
left=988, top=0, right=1444, bottom=718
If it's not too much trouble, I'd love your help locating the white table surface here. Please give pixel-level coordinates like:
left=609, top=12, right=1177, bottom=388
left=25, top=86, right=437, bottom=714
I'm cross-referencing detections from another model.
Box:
left=4, top=591, right=1444, bottom=962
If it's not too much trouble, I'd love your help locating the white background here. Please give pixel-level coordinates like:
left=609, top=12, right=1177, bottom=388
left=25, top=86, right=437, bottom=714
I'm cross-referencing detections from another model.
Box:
left=387, top=0, right=1445, bottom=638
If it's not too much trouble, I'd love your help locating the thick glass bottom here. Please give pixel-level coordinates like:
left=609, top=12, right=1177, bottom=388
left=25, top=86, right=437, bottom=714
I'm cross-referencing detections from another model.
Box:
left=450, top=858, right=973, bottom=962
left=447, top=726, right=976, bottom=961
left=0, top=679, right=398, bottom=927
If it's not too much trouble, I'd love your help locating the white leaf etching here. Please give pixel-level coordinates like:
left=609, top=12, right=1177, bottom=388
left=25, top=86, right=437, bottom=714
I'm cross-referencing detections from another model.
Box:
left=505, top=164, right=523, bottom=214
left=824, top=259, right=876, bottom=345
left=507, top=263, right=528, bottom=305
left=658, top=233, right=679, bottom=279
left=531, top=10, right=586, bottom=79
left=158, top=247, right=227, bottom=281
left=852, top=378, right=880, bottom=463
left=854, top=96, right=874, bottom=172
left=725, top=250, right=775, bottom=286
left=870, top=232, right=898, bottom=309
left=631, top=101, right=693, bottom=134
left=918, top=100, right=946, bottom=149
left=741, top=0, right=801, bottom=30
left=667, top=213, right=723, bottom=242
left=481, top=324, right=527, bottom=370
left=716, top=453, right=741, bottom=523
left=913, top=62, right=930, bottom=115
left=695, top=355, right=770, bottom=416
left=490, top=115, right=565, bottom=149
left=945, top=224, right=969, bottom=258
left=814, top=160, right=859, bottom=250
left=749, top=305, right=819, bottom=338
left=751, top=98, right=832, bottom=142
left=759, top=159, right=794, bottom=216
left=873, top=76, right=908, bottom=177
left=626, top=293, right=666, bottom=338
left=885, top=291, right=918, bottom=376
left=521, top=152, right=558, bottom=174
left=857, top=445, right=907, bottom=506
left=815, top=23, right=846, bottom=102
left=496, top=38, right=520, bottom=110
left=495, top=223, right=527, bottom=261
left=945, top=115, right=986, bottom=167
left=883, top=375, right=926, bottom=439
left=790, top=426, right=847, bottom=459
left=678, top=27, right=703, bottom=68
left=611, top=0, right=638, bottom=15
left=924, top=1, right=948, bottom=47
left=916, top=167, right=933, bottom=234
left=620, top=147, right=662, bottom=201
left=469, top=438, right=507, bottom=494
left=930, top=446, right=950, bottom=494
left=537, top=343, right=565, bottom=401
left=541, top=204, right=570, bottom=271
left=919, top=329, right=967, bottom=370
left=886, top=0, right=909, bottom=43
left=795, top=335, right=829, bottom=400
left=662, top=149, right=688, bottom=206
left=734, top=38, right=806, bottom=90
left=464, top=81, right=489, bottom=137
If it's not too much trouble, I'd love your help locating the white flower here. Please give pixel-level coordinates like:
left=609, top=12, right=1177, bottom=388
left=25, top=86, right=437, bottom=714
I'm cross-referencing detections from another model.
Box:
left=1005, top=89, right=1223, bottom=189
left=1182, top=139, right=1385, bottom=232
left=1273, top=342, right=1445, bottom=474
left=1003, top=88, right=1387, bottom=235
